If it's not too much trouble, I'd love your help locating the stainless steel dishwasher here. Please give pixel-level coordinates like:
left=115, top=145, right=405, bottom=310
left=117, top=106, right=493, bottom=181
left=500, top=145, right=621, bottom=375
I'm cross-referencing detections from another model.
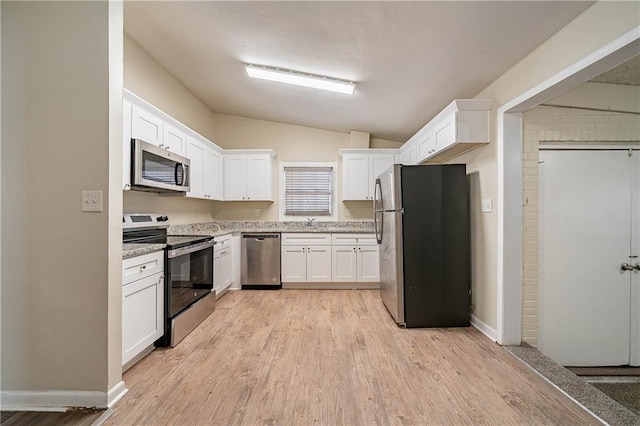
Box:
left=241, top=233, right=281, bottom=289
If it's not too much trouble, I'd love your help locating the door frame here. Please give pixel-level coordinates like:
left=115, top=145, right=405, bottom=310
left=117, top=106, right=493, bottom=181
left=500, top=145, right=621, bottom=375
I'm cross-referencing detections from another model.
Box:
left=496, top=27, right=640, bottom=345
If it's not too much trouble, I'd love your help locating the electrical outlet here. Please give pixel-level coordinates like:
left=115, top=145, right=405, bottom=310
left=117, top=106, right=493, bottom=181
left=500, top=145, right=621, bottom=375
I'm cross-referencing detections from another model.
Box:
left=254, top=209, right=261, bottom=217
left=82, top=190, right=103, bottom=212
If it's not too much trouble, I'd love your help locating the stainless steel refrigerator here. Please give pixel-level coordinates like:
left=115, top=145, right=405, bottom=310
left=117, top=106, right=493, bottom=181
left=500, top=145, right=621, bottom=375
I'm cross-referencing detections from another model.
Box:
left=374, top=164, right=470, bottom=328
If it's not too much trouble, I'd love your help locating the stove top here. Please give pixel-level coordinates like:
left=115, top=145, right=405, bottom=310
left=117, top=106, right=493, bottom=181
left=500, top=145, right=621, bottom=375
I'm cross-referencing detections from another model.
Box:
left=123, top=213, right=213, bottom=249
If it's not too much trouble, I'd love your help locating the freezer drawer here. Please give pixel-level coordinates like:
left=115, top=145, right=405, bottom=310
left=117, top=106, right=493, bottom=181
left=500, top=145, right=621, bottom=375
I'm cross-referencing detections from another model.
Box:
left=241, top=233, right=281, bottom=288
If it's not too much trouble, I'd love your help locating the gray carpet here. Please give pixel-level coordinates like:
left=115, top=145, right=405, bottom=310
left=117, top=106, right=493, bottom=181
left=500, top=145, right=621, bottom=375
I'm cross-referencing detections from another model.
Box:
left=590, top=382, right=640, bottom=416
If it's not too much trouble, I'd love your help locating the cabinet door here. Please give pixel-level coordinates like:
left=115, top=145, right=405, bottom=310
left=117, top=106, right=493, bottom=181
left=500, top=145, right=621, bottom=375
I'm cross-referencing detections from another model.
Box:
left=123, top=272, right=164, bottom=365
left=223, top=155, right=246, bottom=200
left=220, top=250, right=232, bottom=291
left=434, top=112, right=456, bottom=151
left=306, top=246, right=332, bottom=282
left=416, top=132, right=434, bottom=162
left=342, top=154, right=369, bottom=200
left=332, top=246, right=357, bottom=282
left=204, top=148, right=223, bottom=200
left=163, top=122, right=186, bottom=155
left=213, top=249, right=221, bottom=293
left=131, top=104, right=163, bottom=147
left=369, top=154, right=395, bottom=198
left=357, top=245, right=380, bottom=282
left=246, top=154, right=272, bottom=200
left=282, top=246, right=307, bottom=282
left=186, top=136, right=206, bottom=199
left=123, top=99, right=133, bottom=189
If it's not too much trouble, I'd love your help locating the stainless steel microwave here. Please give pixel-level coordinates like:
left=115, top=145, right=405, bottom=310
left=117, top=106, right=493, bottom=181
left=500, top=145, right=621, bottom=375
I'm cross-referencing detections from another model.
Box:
left=131, top=139, right=190, bottom=193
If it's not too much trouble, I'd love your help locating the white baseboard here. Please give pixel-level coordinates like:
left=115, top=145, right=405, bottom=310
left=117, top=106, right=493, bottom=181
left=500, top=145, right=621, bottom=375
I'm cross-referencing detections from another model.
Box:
left=1, top=381, right=127, bottom=411
left=471, top=314, right=498, bottom=342
left=107, top=381, right=128, bottom=408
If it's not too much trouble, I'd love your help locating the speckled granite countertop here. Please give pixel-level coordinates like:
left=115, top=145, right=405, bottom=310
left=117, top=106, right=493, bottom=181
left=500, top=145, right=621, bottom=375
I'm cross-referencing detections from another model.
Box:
left=123, top=243, right=166, bottom=259
left=168, top=221, right=375, bottom=237
left=123, top=221, right=374, bottom=258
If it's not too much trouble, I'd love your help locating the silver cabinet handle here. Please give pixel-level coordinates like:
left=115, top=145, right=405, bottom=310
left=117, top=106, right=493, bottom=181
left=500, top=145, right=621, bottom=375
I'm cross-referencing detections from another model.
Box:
left=621, top=263, right=634, bottom=271
left=139, top=265, right=147, bottom=272
left=634, top=263, right=640, bottom=271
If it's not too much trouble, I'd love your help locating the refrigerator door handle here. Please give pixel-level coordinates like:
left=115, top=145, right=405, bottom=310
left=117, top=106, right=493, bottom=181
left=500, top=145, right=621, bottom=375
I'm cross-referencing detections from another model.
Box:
left=374, top=178, right=383, bottom=244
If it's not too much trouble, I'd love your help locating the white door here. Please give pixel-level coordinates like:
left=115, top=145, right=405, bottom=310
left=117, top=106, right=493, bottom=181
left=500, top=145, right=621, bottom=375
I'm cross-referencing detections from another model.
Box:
left=206, top=149, right=223, bottom=200
left=220, top=250, right=232, bottom=291
left=342, top=154, right=369, bottom=200
left=306, top=246, right=332, bottom=282
left=223, top=155, right=246, bottom=200
left=281, top=246, right=307, bottom=282
left=186, top=137, right=205, bottom=199
left=246, top=154, right=271, bottom=200
left=163, top=122, right=186, bottom=155
left=369, top=154, right=395, bottom=199
left=332, top=246, right=357, bottom=282
left=539, top=149, right=640, bottom=366
left=357, top=245, right=380, bottom=282
left=131, top=104, right=163, bottom=147
left=213, top=249, right=221, bottom=293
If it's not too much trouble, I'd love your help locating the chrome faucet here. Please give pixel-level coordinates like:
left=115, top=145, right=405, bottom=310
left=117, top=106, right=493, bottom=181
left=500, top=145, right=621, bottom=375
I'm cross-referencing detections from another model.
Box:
left=211, top=223, right=222, bottom=232
left=305, top=218, right=315, bottom=227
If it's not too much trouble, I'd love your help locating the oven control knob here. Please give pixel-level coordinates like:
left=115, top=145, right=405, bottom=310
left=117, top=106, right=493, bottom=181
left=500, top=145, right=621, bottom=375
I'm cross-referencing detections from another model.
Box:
left=163, top=216, right=169, bottom=222
left=156, top=216, right=164, bottom=222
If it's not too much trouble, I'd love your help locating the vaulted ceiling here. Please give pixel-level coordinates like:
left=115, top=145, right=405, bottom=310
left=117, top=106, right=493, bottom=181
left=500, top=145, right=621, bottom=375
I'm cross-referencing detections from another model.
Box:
left=125, top=1, right=595, bottom=142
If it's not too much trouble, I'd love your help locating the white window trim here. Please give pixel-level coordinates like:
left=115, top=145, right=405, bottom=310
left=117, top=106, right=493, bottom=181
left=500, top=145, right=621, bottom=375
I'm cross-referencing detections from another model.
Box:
left=279, top=161, right=338, bottom=222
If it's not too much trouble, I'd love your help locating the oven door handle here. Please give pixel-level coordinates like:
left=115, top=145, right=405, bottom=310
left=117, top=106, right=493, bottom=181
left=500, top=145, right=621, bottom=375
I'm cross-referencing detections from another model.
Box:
left=167, top=239, right=215, bottom=258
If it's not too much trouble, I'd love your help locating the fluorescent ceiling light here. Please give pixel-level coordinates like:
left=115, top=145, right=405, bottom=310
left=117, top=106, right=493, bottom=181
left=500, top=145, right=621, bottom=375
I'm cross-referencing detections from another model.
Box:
left=246, top=64, right=355, bottom=95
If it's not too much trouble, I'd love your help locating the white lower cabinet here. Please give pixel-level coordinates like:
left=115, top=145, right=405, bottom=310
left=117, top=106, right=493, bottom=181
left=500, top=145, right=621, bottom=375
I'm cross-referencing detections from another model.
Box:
left=281, top=233, right=379, bottom=287
left=122, top=251, right=164, bottom=367
left=331, top=234, right=380, bottom=284
left=214, top=234, right=233, bottom=296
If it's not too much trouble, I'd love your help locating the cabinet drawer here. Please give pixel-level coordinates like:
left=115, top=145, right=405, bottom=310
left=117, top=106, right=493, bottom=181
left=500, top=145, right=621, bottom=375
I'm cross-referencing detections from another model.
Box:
left=123, top=251, right=164, bottom=285
left=281, top=233, right=331, bottom=246
left=331, top=233, right=377, bottom=246
left=214, top=234, right=231, bottom=253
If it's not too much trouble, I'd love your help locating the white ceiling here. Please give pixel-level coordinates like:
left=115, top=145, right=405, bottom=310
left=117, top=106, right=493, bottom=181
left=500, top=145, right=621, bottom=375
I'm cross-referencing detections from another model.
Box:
left=124, top=1, right=594, bottom=142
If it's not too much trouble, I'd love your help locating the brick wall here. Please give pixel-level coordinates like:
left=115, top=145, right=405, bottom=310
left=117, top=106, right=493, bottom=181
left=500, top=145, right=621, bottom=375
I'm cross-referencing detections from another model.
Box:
left=522, top=106, right=640, bottom=346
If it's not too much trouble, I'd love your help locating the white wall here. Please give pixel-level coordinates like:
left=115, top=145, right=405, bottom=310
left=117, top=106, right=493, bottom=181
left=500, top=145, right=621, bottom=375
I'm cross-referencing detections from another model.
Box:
left=548, top=82, right=640, bottom=114
left=1, top=0, right=122, bottom=401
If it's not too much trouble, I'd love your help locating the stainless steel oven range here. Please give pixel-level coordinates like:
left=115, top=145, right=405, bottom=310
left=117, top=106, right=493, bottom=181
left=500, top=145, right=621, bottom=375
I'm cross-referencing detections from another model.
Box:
left=123, top=213, right=215, bottom=347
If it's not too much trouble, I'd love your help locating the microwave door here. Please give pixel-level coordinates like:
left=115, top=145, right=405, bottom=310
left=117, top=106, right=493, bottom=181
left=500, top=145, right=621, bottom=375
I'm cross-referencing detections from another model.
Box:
left=132, top=139, right=191, bottom=192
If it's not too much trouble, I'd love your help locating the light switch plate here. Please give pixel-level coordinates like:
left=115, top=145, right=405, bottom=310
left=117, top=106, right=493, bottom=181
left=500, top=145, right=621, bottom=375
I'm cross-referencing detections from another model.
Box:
left=254, top=209, right=261, bottom=217
left=82, top=190, right=103, bottom=212
left=481, top=198, right=493, bottom=213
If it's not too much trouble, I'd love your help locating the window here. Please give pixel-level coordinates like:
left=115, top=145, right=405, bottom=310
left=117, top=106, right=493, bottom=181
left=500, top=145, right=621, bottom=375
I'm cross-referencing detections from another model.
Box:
left=279, top=162, right=337, bottom=221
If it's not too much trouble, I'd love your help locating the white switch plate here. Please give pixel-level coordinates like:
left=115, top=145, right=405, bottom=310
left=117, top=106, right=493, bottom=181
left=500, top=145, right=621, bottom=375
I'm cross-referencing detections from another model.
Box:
left=481, top=198, right=493, bottom=213
left=254, top=209, right=261, bottom=217
left=82, top=190, right=103, bottom=212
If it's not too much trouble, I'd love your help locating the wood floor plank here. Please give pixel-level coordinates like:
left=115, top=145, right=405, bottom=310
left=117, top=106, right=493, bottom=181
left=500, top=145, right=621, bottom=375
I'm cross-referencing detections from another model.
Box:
left=104, top=290, right=599, bottom=425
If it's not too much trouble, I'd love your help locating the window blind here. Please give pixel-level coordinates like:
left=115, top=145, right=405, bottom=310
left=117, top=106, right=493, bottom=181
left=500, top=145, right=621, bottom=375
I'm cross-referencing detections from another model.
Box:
left=284, top=166, right=333, bottom=216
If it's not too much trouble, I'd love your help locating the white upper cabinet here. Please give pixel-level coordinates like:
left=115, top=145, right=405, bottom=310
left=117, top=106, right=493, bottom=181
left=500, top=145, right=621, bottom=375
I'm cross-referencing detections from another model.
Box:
left=223, top=151, right=274, bottom=201
left=131, top=104, right=163, bottom=147
left=205, top=149, right=223, bottom=200
left=341, top=150, right=396, bottom=201
left=342, top=154, right=369, bottom=201
left=123, top=99, right=133, bottom=190
left=188, top=135, right=223, bottom=200
left=409, top=99, right=494, bottom=164
left=163, top=122, right=187, bottom=155
left=400, top=140, right=417, bottom=165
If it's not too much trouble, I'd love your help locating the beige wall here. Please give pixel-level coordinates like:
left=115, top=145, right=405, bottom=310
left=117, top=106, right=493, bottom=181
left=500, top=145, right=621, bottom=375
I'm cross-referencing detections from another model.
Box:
left=1, top=1, right=121, bottom=394
left=547, top=82, right=640, bottom=114
left=124, top=35, right=401, bottom=223
left=459, top=0, right=640, bottom=331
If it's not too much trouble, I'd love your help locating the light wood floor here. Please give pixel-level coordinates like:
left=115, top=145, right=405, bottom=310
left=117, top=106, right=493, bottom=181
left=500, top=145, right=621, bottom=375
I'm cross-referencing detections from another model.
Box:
left=104, top=290, right=599, bottom=425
